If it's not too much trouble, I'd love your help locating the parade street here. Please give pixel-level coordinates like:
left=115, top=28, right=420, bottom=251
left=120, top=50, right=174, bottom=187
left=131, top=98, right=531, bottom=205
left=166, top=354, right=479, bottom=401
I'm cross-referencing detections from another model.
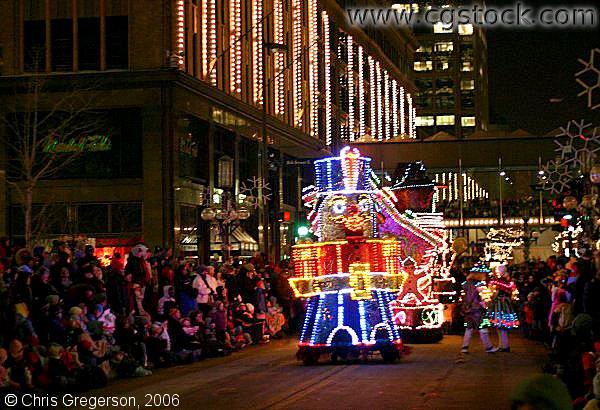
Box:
left=89, top=334, right=546, bottom=410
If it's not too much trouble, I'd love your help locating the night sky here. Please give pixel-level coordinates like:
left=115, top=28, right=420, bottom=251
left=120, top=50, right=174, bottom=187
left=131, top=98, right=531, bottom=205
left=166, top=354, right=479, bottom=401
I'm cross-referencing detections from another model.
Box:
left=485, top=0, right=600, bottom=134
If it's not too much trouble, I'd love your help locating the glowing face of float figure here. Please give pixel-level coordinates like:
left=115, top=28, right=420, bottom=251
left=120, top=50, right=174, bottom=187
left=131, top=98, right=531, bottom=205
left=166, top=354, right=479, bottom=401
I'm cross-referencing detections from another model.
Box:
left=320, top=193, right=375, bottom=240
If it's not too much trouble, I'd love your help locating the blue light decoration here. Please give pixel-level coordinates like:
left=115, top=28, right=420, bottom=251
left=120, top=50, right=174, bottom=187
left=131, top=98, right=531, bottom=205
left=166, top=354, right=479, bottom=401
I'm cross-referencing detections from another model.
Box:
left=291, top=147, right=408, bottom=364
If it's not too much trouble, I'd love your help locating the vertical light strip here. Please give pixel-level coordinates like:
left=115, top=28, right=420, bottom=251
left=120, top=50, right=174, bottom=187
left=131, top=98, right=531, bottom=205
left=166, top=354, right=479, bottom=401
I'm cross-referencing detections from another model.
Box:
left=376, top=62, right=382, bottom=140
left=323, top=12, right=332, bottom=146
left=358, top=46, right=365, bottom=140
left=293, top=0, right=303, bottom=127
left=177, top=0, right=185, bottom=67
left=384, top=71, right=390, bottom=140
left=201, top=0, right=208, bottom=77
left=412, top=106, right=417, bottom=139
left=407, top=93, right=414, bottom=138
left=308, top=0, right=319, bottom=137
left=207, top=0, right=217, bottom=85
left=274, top=0, right=285, bottom=115
left=253, top=0, right=264, bottom=105
left=400, top=86, right=405, bottom=137
left=392, top=79, right=399, bottom=138
left=347, top=36, right=355, bottom=141
left=369, top=56, right=376, bottom=139
left=230, top=0, right=242, bottom=93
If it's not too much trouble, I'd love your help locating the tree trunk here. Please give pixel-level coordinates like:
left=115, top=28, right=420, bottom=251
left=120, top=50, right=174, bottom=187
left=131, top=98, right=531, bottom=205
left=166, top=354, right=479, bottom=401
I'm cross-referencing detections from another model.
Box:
left=24, top=185, right=33, bottom=249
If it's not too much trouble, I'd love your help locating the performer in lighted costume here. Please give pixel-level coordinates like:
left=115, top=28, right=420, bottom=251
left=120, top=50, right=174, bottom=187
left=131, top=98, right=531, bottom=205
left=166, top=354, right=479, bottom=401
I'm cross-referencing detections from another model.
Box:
left=488, top=264, right=519, bottom=352
left=460, top=263, right=497, bottom=354
left=290, top=147, right=408, bottom=364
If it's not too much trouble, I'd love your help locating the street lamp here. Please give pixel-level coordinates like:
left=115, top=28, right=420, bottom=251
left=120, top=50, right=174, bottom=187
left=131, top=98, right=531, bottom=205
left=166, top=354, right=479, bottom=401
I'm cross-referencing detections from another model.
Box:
left=201, top=156, right=252, bottom=262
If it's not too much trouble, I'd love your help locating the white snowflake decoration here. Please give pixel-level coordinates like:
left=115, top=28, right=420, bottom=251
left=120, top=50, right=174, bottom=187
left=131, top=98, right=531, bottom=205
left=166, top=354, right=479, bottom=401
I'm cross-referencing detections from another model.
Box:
left=576, top=48, right=600, bottom=110
left=554, top=120, right=600, bottom=168
left=240, top=176, right=273, bottom=209
left=542, top=159, right=573, bottom=195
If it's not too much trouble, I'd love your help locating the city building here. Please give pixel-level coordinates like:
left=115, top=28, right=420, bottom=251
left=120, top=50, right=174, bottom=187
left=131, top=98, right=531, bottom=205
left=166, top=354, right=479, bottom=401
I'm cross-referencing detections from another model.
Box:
left=0, top=0, right=417, bottom=261
left=397, top=1, right=489, bottom=139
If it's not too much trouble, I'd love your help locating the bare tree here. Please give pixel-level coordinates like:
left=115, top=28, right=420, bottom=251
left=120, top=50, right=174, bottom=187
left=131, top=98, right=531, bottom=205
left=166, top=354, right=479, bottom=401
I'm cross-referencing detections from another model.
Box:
left=0, top=74, right=102, bottom=248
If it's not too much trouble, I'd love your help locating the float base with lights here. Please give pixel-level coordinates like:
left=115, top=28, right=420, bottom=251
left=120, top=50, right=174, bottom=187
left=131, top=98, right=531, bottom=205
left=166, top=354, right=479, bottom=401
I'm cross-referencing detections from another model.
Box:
left=291, top=147, right=408, bottom=364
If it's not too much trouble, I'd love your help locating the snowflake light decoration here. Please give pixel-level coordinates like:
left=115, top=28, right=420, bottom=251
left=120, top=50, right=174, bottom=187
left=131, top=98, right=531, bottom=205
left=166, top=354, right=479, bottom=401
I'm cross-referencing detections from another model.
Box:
left=240, top=176, right=272, bottom=209
left=554, top=120, right=600, bottom=168
left=542, top=159, right=573, bottom=195
left=576, top=48, right=600, bottom=110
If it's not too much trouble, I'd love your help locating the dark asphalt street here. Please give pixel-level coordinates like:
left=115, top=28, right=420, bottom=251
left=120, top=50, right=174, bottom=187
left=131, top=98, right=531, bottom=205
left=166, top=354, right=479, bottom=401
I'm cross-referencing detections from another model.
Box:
left=88, top=334, right=547, bottom=410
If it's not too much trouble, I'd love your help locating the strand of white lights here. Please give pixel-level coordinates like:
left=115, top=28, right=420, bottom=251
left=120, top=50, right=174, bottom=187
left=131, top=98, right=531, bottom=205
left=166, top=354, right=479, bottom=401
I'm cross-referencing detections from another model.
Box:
left=292, top=0, right=303, bottom=127
left=177, top=0, right=185, bottom=67
left=368, top=56, right=376, bottom=139
left=323, top=12, right=333, bottom=146
left=253, top=0, right=264, bottom=105
left=400, top=86, right=405, bottom=137
left=392, top=79, right=399, bottom=138
left=384, top=71, right=390, bottom=139
left=407, top=94, right=415, bottom=138
left=347, top=36, right=355, bottom=141
left=376, top=62, right=383, bottom=140
left=208, top=0, right=217, bottom=85
left=274, top=0, right=285, bottom=115
left=230, top=0, right=242, bottom=94
left=308, top=0, right=319, bottom=137
left=201, top=0, right=208, bottom=77
left=358, top=46, right=365, bottom=140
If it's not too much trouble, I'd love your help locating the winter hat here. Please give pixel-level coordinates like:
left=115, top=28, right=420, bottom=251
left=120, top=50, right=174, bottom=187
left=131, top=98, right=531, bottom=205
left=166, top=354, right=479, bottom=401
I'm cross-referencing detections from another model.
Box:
left=46, top=295, right=60, bottom=305
left=48, top=344, right=63, bottom=360
left=131, top=244, right=149, bottom=258
left=69, top=306, right=83, bottom=317
left=510, top=374, right=572, bottom=410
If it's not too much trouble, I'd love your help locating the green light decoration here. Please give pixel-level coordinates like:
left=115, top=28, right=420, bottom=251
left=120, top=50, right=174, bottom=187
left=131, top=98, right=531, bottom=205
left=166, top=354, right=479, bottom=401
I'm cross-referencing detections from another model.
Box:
left=44, top=135, right=112, bottom=154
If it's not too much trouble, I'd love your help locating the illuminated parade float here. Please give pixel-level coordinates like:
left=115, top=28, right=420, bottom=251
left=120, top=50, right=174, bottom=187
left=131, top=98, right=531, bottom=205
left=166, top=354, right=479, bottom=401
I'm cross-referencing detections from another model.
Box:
left=377, top=162, right=456, bottom=341
left=290, top=147, right=408, bottom=363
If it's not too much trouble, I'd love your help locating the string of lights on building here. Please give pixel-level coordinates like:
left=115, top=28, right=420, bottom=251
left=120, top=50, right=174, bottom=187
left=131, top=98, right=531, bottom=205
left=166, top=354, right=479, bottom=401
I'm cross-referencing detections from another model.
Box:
left=174, top=1, right=416, bottom=146
left=433, top=172, right=489, bottom=202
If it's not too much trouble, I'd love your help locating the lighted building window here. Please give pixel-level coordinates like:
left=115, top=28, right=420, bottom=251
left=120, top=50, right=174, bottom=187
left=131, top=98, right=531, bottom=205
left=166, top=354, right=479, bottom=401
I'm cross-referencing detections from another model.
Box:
left=416, top=116, right=434, bottom=127
left=458, top=24, right=474, bottom=35
left=462, top=60, right=473, bottom=71
left=414, top=61, right=433, bottom=71
left=416, top=45, right=432, bottom=53
left=434, top=41, right=453, bottom=52
left=461, top=116, right=476, bottom=127
left=391, top=3, right=419, bottom=12
left=434, top=59, right=450, bottom=71
left=436, top=115, right=455, bottom=125
left=461, top=79, right=475, bottom=90
left=434, top=22, right=452, bottom=33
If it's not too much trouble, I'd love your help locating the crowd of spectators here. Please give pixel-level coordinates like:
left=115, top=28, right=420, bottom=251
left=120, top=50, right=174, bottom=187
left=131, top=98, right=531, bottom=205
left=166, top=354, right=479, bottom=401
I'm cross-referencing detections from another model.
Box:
left=438, top=198, right=553, bottom=219
left=507, top=252, right=600, bottom=409
left=0, top=238, right=295, bottom=396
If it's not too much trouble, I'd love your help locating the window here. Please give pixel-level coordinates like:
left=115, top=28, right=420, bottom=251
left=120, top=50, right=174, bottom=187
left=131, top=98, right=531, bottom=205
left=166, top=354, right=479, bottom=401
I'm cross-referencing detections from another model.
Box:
left=391, top=3, right=419, bottom=13
left=106, top=16, right=128, bottom=69
left=461, top=79, right=475, bottom=90
left=434, top=58, right=450, bottom=71
left=24, top=20, right=46, bottom=71
left=458, top=24, right=474, bottom=35
left=437, top=95, right=455, bottom=109
left=461, top=91, right=475, bottom=108
left=51, top=19, right=73, bottom=71
left=416, top=45, right=432, bottom=53
left=414, top=61, right=433, bottom=71
left=434, top=41, right=453, bottom=52
left=416, top=116, right=435, bottom=127
left=461, top=116, right=476, bottom=127
left=462, top=61, right=473, bottom=71
left=416, top=79, right=433, bottom=93
left=78, top=17, right=100, bottom=70
left=77, top=204, right=109, bottom=233
left=436, top=115, right=455, bottom=125
left=111, top=203, right=143, bottom=233
left=436, top=78, right=454, bottom=94
left=434, top=22, right=452, bottom=33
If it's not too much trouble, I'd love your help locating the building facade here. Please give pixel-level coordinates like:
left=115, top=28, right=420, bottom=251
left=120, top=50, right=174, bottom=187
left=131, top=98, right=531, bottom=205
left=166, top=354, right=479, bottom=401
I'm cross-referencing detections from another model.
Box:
left=398, top=1, right=489, bottom=139
left=0, top=0, right=417, bottom=260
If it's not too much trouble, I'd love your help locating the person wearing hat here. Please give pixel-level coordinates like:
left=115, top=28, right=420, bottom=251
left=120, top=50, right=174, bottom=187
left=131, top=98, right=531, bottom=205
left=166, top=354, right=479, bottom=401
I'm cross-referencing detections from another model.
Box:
left=488, top=264, right=519, bottom=352
left=461, top=262, right=498, bottom=354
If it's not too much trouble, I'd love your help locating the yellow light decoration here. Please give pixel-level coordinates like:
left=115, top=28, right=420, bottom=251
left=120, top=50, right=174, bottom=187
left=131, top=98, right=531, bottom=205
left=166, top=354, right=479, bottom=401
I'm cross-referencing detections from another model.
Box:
left=400, top=86, right=405, bottom=136
left=229, top=0, right=242, bottom=94
left=208, top=0, right=217, bottom=85
left=376, top=61, right=383, bottom=140
left=201, top=0, right=208, bottom=77
left=407, top=94, right=415, bottom=138
left=392, top=79, right=399, bottom=138
left=369, top=56, right=376, bottom=139
left=384, top=71, right=390, bottom=140
left=349, top=263, right=372, bottom=300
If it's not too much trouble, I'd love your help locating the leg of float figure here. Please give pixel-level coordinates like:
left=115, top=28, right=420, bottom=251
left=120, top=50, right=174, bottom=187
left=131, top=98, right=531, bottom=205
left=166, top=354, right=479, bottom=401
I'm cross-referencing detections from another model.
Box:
left=462, top=328, right=473, bottom=349
left=499, top=329, right=509, bottom=349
